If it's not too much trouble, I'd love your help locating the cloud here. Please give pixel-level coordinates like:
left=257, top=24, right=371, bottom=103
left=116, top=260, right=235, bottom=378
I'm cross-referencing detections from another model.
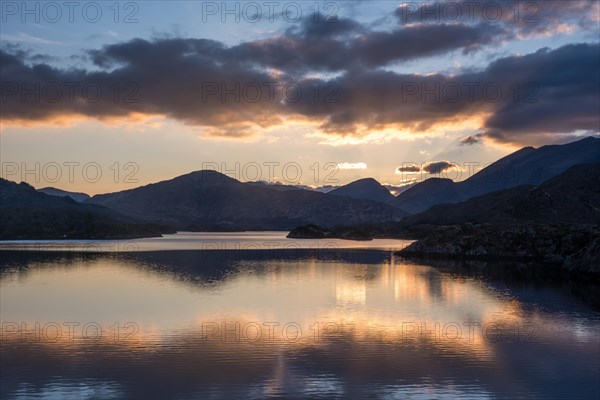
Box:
left=0, top=41, right=283, bottom=137
left=395, top=0, right=599, bottom=38
left=396, top=165, right=421, bottom=173
left=422, top=161, right=459, bottom=174
left=480, top=43, right=600, bottom=144
left=0, top=33, right=66, bottom=45
left=287, top=16, right=365, bottom=39
left=294, top=42, right=600, bottom=145
left=350, top=22, right=507, bottom=67
left=337, top=162, right=367, bottom=170
left=1, top=12, right=598, bottom=146
left=227, top=17, right=508, bottom=73
left=459, top=134, right=482, bottom=145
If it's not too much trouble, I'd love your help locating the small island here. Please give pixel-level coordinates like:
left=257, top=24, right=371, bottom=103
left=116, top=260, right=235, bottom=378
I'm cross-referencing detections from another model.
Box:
left=287, top=225, right=374, bottom=241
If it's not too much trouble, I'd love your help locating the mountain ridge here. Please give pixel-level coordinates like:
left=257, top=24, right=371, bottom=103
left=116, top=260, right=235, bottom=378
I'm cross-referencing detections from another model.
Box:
left=391, top=137, right=600, bottom=213
left=402, top=163, right=600, bottom=226
left=87, top=170, right=409, bottom=230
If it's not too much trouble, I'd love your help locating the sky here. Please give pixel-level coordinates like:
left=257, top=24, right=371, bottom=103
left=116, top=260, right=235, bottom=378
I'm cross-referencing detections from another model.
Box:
left=1, top=0, right=599, bottom=195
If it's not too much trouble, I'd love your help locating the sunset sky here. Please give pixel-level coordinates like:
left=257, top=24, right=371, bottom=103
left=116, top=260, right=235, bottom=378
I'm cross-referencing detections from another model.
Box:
left=1, top=0, right=599, bottom=194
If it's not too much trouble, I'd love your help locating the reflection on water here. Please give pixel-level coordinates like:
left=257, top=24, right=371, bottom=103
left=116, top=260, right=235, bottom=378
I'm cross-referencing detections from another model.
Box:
left=1, top=248, right=598, bottom=399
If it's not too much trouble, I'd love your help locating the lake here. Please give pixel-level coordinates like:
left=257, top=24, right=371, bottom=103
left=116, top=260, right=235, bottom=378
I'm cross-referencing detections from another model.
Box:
left=1, top=233, right=598, bottom=399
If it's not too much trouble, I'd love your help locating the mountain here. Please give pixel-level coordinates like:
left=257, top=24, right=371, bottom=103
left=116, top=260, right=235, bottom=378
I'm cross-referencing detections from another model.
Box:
left=87, top=170, right=408, bottom=230
left=401, top=163, right=600, bottom=226
left=390, top=178, right=460, bottom=211
left=37, top=187, right=90, bottom=202
left=329, top=178, right=395, bottom=203
left=391, top=137, right=600, bottom=213
left=0, top=179, right=171, bottom=240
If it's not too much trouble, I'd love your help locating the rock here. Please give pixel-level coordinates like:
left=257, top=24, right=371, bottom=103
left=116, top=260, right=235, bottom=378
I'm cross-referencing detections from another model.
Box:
left=287, top=225, right=374, bottom=241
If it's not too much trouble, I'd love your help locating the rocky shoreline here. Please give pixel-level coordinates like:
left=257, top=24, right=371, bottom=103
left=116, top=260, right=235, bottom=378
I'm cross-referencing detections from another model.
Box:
left=396, top=223, right=600, bottom=273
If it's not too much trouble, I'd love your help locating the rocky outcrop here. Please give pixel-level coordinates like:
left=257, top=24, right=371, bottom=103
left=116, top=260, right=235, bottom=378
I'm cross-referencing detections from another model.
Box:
left=397, top=224, right=600, bottom=273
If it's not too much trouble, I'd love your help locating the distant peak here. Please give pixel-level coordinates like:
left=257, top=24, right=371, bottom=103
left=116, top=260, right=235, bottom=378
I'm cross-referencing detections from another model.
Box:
left=422, top=177, right=454, bottom=184
left=179, top=169, right=237, bottom=180
left=190, top=169, right=228, bottom=176
left=347, top=177, right=381, bottom=185
left=517, top=146, right=535, bottom=152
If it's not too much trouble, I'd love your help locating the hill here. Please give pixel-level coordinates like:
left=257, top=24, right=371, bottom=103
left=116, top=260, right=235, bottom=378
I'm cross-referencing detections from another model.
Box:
left=0, top=179, right=172, bottom=240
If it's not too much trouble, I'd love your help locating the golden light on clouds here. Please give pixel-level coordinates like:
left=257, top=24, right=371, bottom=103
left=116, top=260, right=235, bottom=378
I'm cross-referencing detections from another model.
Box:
left=0, top=112, right=168, bottom=132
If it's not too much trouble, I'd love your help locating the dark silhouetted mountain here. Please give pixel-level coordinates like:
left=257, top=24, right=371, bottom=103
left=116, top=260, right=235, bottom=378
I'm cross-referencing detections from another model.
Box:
left=37, top=187, right=90, bottom=202
left=329, top=178, right=395, bottom=203
left=390, top=178, right=460, bottom=212
left=0, top=179, right=172, bottom=240
left=87, top=170, right=408, bottom=230
left=391, top=137, right=600, bottom=213
left=288, top=164, right=600, bottom=241
left=402, top=163, right=600, bottom=226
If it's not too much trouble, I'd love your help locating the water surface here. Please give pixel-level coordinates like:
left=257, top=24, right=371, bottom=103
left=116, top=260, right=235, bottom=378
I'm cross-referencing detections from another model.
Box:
left=1, top=234, right=598, bottom=399
left=0, top=231, right=412, bottom=252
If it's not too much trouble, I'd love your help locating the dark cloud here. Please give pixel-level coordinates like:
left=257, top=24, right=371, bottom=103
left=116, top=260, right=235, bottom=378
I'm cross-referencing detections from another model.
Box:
left=351, top=22, right=507, bottom=67
left=289, top=42, right=600, bottom=144
left=1, top=15, right=598, bottom=145
left=1, top=41, right=283, bottom=134
left=422, top=161, right=458, bottom=174
left=89, top=38, right=227, bottom=69
left=480, top=43, right=600, bottom=144
left=397, top=165, right=421, bottom=173
left=395, top=0, right=599, bottom=37
left=459, top=134, right=482, bottom=145
left=287, top=16, right=364, bottom=39
left=231, top=20, right=508, bottom=72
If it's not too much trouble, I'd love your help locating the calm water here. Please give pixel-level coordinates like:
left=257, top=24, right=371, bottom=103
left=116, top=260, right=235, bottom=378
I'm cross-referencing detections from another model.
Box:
left=1, top=233, right=598, bottom=399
